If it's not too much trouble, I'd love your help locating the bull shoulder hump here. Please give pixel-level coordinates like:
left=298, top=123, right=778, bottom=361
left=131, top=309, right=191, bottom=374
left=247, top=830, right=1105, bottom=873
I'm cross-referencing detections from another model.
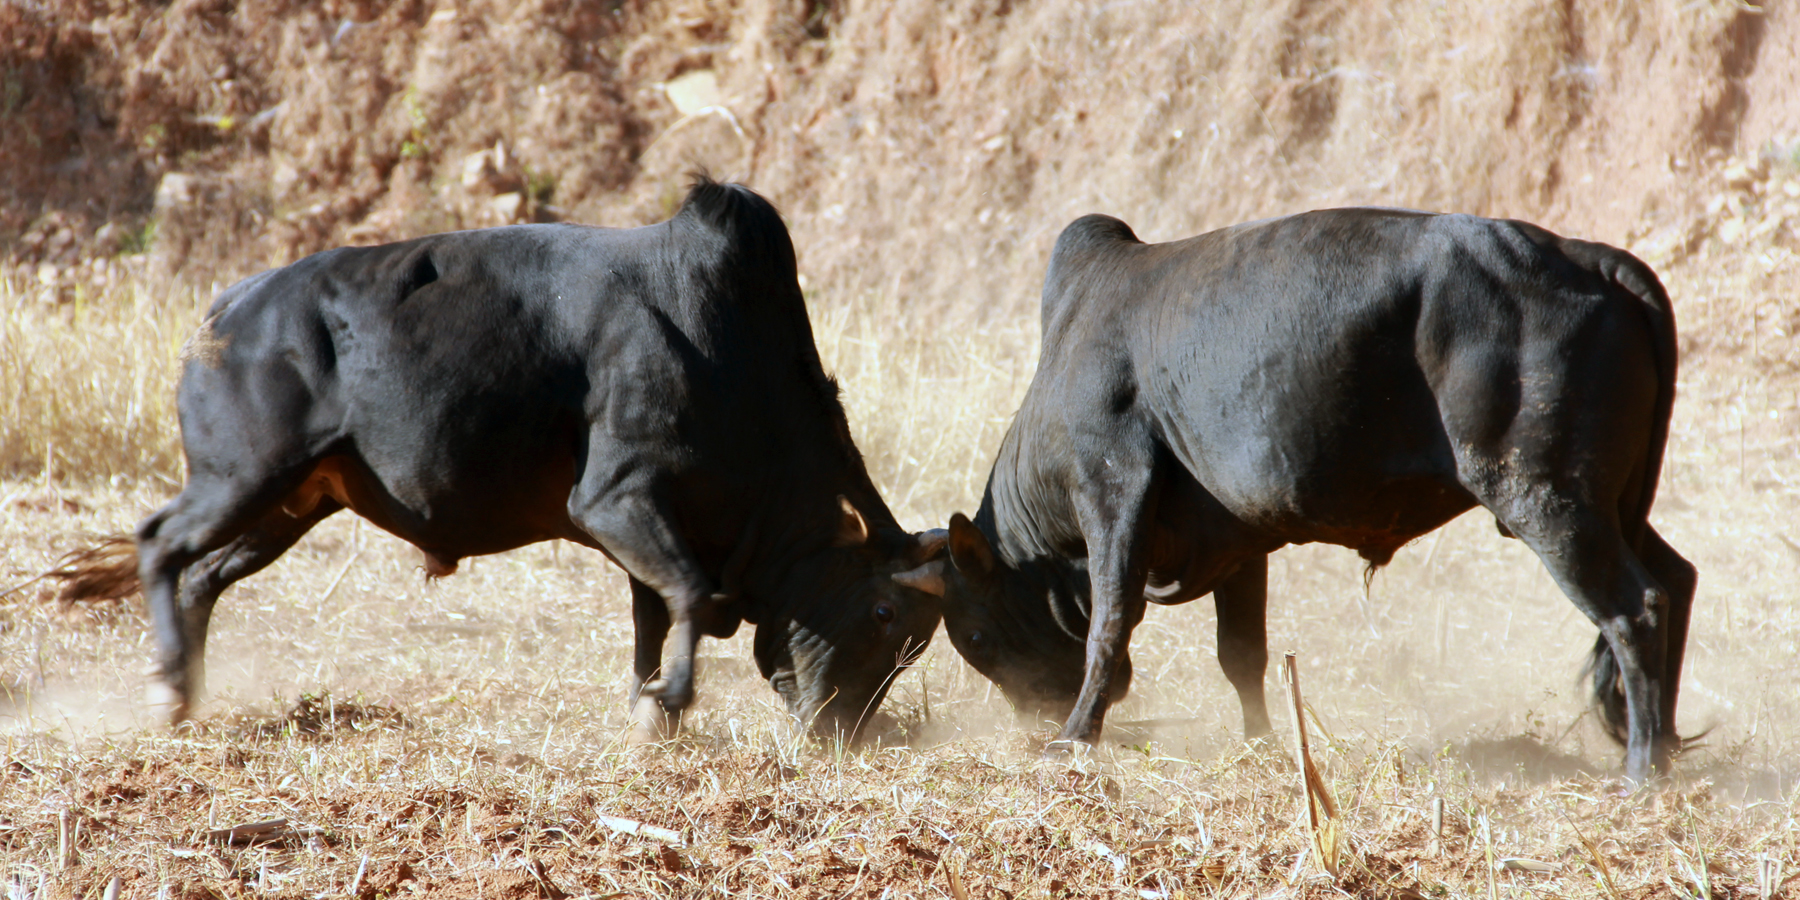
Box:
left=1041, top=214, right=1142, bottom=332
left=178, top=314, right=230, bottom=368
left=672, top=176, right=799, bottom=284
left=1050, top=214, right=1141, bottom=264
left=177, top=269, right=279, bottom=368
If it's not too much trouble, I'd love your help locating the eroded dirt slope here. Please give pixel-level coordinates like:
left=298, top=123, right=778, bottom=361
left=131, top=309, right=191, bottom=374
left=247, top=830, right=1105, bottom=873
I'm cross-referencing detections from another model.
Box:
left=5, top=0, right=1797, bottom=323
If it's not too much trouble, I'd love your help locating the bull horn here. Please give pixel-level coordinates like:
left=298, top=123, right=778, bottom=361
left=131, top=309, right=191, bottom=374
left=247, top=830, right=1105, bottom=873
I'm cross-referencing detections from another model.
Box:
left=915, top=528, right=948, bottom=562
left=891, top=559, right=946, bottom=597
left=833, top=495, right=870, bottom=547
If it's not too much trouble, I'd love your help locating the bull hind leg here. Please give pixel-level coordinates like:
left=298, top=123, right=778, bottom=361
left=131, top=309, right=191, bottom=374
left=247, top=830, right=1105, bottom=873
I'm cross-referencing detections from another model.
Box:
left=1213, top=554, right=1272, bottom=740
left=169, top=500, right=344, bottom=705
left=1643, top=527, right=1696, bottom=752
left=136, top=467, right=334, bottom=722
left=1488, top=496, right=1675, bottom=783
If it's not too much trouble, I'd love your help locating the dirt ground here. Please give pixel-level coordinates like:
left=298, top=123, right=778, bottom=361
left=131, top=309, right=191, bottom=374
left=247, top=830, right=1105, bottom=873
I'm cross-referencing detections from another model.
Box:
left=3, top=0, right=1800, bottom=897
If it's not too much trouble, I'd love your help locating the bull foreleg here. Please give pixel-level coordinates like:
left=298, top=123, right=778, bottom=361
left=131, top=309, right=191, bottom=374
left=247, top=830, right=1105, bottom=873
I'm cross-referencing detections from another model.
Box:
left=627, top=577, right=681, bottom=742
left=1052, top=442, right=1159, bottom=751
left=569, top=469, right=716, bottom=744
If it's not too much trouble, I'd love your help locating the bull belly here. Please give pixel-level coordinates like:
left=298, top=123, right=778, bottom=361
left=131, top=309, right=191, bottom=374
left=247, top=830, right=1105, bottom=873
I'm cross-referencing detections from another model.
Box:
left=280, top=454, right=587, bottom=560
left=1246, top=472, right=1474, bottom=558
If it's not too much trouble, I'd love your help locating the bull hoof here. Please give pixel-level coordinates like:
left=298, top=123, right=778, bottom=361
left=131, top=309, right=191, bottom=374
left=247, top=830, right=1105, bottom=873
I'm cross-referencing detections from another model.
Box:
left=628, top=694, right=680, bottom=745
left=1244, top=733, right=1283, bottom=753
left=858, top=710, right=900, bottom=745
left=146, top=680, right=191, bottom=726
left=1041, top=738, right=1094, bottom=762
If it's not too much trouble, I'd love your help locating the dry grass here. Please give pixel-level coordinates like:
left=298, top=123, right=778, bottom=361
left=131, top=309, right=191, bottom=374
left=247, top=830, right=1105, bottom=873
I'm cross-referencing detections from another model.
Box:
left=809, top=292, right=1039, bottom=529
left=0, top=712, right=1793, bottom=899
left=0, top=271, right=194, bottom=486
left=3, top=198, right=1799, bottom=896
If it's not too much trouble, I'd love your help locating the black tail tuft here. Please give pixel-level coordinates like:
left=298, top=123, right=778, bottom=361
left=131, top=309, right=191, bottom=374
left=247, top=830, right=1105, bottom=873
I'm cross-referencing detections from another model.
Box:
left=1585, top=629, right=1710, bottom=757
left=1583, top=634, right=1630, bottom=746
left=44, top=535, right=142, bottom=606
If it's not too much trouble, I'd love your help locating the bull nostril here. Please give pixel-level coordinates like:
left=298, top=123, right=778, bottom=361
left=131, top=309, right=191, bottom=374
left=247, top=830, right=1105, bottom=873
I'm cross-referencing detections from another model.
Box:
left=874, top=602, right=895, bottom=624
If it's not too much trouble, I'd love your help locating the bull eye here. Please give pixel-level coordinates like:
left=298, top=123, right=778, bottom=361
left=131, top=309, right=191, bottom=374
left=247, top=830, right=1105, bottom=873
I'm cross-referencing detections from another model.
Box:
left=968, top=630, right=984, bottom=648
left=874, top=602, right=896, bottom=624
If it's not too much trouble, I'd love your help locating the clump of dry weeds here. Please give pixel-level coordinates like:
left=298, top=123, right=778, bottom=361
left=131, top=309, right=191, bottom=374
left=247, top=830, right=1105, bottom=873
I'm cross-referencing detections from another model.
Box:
left=0, top=274, right=190, bottom=484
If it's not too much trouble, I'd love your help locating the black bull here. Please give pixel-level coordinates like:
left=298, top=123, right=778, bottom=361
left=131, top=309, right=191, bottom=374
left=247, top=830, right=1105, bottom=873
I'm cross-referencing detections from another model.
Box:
left=65, top=179, right=945, bottom=742
left=914, top=208, right=1695, bottom=783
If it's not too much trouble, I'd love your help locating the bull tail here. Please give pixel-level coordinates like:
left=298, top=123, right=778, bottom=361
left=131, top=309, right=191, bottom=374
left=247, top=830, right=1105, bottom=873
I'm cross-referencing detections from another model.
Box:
left=1584, top=247, right=1680, bottom=746
left=1583, top=635, right=1630, bottom=745
left=1608, top=250, right=1678, bottom=548
left=43, top=534, right=142, bottom=606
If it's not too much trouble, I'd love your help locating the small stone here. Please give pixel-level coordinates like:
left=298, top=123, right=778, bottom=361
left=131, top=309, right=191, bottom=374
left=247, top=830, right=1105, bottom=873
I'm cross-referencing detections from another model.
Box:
left=1749, top=214, right=1786, bottom=243
left=1718, top=217, right=1747, bottom=245
left=663, top=69, right=722, bottom=116
left=155, top=173, right=198, bottom=210
left=94, top=222, right=124, bottom=252
left=271, top=162, right=301, bottom=198
left=490, top=192, right=523, bottom=220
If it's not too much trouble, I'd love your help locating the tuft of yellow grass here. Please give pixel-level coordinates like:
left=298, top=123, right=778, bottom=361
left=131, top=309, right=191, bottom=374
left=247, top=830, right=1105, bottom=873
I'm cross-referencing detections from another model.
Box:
left=0, top=275, right=192, bottom=485
left=810, top=291, right=1039, bottom=531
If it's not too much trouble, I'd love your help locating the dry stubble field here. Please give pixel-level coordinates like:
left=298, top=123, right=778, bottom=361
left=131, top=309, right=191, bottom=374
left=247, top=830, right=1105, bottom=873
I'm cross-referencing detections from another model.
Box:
left=2, top=206, right=1799, bottom=899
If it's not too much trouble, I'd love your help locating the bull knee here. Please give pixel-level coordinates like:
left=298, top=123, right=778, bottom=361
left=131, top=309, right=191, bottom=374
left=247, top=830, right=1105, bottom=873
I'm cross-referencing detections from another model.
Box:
left=641, top=668, right=695, bottom=713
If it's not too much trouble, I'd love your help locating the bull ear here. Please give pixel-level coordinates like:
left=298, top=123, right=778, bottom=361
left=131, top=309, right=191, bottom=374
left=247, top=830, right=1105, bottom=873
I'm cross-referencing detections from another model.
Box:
left=833, top=495, right=870, bottom=548
left=947, top=512, right=996, bottom=578
left=891, top=559, right=946, bottom=596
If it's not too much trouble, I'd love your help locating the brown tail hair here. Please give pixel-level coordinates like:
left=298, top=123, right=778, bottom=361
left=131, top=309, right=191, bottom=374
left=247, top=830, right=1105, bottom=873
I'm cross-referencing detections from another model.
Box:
left=43, top=535, right=142, bottom=605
